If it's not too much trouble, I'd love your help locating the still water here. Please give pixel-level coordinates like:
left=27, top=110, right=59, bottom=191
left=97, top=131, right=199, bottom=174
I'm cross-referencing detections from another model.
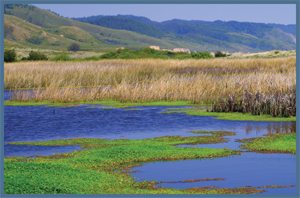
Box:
left=4, top=90, right=296, bottom=194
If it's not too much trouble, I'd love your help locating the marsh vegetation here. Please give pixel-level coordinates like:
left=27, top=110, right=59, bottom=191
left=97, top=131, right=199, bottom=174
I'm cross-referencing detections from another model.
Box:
left=5, top=56, right=296, bottom=118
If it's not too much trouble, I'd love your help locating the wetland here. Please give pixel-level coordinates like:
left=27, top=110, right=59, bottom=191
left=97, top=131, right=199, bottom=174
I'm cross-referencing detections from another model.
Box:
left=4, top=57, right=296, bottom=194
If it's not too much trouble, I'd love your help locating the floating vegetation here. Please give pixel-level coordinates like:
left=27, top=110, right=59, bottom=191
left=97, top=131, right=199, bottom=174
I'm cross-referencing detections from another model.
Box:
left=5, top=132, right=246, bottom=194
left=237, top=133, right=296, bottom=154
left=189, top=131, right=236, bottom=137
left=162, top=109, right=296, bottom=122
left=159, top=178, right=225, bottom=183
left=123, top=109, right=143, bottom=111
left=185, top=186, right=265, bottom=194
left=261, top=185, right=295, bottom=188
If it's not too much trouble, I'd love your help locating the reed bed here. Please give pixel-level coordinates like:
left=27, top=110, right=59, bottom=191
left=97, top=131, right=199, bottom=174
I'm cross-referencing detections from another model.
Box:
left=10, top=74, right=295, bottom=106
left=212, top=89, right=296, bottom=117
left=4, top=57, right=295, bottom=89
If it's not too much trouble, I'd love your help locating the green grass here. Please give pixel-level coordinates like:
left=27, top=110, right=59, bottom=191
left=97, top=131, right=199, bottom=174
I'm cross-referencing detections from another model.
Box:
left=5, top=131, right=270, bottom=194
left=4, top=99, right=202, bottom=107
left=238, top=133, right=296, bottom=154
left=162, top=109, right=296, bottom=122
left=165, top=107, right=207, bottom=111
left=99, top=48, right=213, bottom=60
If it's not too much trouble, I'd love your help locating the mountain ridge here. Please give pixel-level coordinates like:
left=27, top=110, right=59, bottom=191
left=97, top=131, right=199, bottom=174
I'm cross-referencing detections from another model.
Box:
left=4, top=4, right=296, bottom=53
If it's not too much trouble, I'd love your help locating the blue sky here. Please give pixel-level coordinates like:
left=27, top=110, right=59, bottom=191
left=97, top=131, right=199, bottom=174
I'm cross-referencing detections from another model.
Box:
left=32, top=4, right=296, bottom=25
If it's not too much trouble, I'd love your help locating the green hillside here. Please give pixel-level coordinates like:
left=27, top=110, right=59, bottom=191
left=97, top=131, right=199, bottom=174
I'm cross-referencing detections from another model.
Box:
left=4, top=4, right=296, bottom=53
left=74, top=15, right=296, bottom=52
left=4, top=5, right=198, bottom=51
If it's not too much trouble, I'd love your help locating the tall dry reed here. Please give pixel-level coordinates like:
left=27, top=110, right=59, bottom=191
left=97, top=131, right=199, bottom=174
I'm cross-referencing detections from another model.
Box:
left=5, top=57, right=296, bottom=89
left=11, top=74, right=295, bottom=105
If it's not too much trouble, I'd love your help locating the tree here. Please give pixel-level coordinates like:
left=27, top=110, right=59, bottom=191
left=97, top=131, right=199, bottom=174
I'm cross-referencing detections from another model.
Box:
left=4, top=49, right=16, bottom=62
left=68, top=43, right=81, bottom=51
left=27, top=51, right=48, bottom=60
left=214, top=51, right=227, bottom=57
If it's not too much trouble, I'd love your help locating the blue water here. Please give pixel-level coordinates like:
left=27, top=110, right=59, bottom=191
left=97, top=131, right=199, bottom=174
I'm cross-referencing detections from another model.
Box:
left=130, top=153, right=296, bottom=194
left=4, top=90, right=297, bottom=194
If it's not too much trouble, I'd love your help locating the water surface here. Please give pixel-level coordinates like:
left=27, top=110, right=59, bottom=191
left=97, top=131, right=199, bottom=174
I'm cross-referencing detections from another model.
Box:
left=4, top=90, right=296, bottom=194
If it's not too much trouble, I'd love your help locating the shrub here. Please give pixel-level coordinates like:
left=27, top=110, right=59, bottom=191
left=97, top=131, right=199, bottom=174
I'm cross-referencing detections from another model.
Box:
left=68, top=43, right=81, bottom=51
left=99, top=51, right=117, bottom=59
left=191, top=51, right=213, bottom=59
left=26, top=37, right=44, bottom=45
left=4, top=49, right=17, bottom=62
left=27, top=51, right=48, bottom=61
left=84, top=56, right=100, bottom=61
left=50, top=54, right=73, bottom=61
left=214, top=51, right=227, bottom=57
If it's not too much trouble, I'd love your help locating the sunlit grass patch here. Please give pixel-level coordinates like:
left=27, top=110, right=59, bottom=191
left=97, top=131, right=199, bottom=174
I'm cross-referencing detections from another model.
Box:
left=238, top=133, right=296, bottom=154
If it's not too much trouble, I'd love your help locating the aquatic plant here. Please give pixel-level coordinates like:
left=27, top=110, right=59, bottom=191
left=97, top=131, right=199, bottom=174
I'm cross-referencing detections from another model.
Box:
left=238, top=133, right=296, bottom=154
left=5, top=132, right=251, bottom=194
left=211, top=88, right=296, bottom=117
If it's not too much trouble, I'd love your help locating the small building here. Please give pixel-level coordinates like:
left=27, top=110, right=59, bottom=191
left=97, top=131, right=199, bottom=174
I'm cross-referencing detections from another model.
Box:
left=150, top=46, right=160, bottom=50
left=116, top=47, right=125, bottom=50
left=59, top=35, right=64, bottom=37
left=173, top=48, right=191, bottom=54
left=210, top=52, right=215, bottom=57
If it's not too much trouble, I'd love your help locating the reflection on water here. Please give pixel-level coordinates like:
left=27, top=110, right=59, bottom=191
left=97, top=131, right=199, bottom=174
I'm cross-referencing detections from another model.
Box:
left=243, top=122, right=296, bottom=135
left=4, top=144, right=82, bottom=157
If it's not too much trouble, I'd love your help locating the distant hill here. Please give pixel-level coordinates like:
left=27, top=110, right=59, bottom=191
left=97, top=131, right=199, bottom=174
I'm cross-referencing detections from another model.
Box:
left=74, top=16, right=165, bottom=38
left=4, top=4, right=296, bottom=53
left=73, top=14, right=296, bottom=52
left=4, top=4, right=195, bottom=52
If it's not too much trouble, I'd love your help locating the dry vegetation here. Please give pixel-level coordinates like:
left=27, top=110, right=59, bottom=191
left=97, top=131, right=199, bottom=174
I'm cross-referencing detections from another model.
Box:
left=4, top=57, right=296, bottom=89
left=6, top=57, right=296, bottom=117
